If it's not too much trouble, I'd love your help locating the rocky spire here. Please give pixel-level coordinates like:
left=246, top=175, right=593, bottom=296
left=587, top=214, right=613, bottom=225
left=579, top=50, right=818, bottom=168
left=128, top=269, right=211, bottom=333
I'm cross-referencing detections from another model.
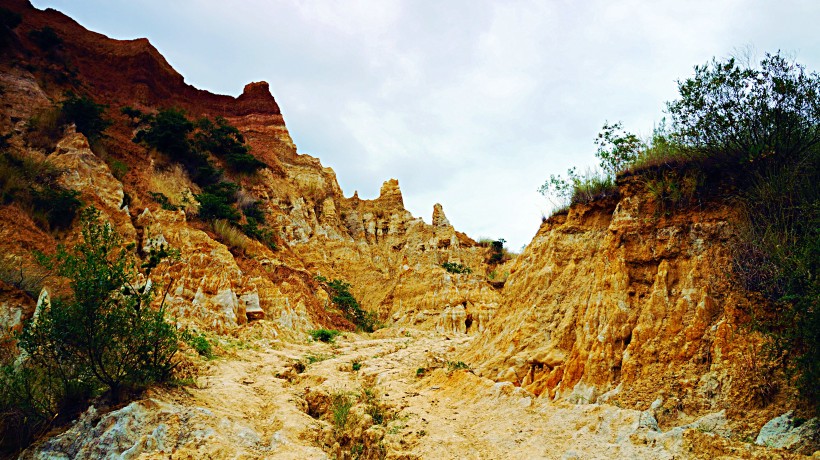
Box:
left=432, top=203, right=452, bottom=228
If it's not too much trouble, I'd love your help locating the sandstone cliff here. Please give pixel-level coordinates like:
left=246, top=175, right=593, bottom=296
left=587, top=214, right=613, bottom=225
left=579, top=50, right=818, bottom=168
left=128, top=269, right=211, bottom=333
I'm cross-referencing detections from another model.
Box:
left=0, top=2, right=815, bottom=457
left=0, top=0, right=498, bottom=338
left=463, top=175, right=801, bottom=439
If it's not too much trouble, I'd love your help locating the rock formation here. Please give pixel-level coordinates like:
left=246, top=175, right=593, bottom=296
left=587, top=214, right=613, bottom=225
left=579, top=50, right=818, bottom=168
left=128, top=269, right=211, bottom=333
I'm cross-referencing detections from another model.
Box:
left=0, top=1, right=815, bottom=457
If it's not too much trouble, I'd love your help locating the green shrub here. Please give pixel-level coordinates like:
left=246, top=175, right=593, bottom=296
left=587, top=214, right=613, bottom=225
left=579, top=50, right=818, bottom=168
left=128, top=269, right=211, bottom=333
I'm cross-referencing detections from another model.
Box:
left=538, top=167, right=617, bottom=213
left=19, top=207, right=179, bottom=397
left=60, top=92, right=111, bottom=142
left=315, top=276, right=378, bottom=332
left=352, top=361, right=362, bottom=371
left=441, top=262, right=472, bottom=274
left=488, top=238, right=509, bottom=265
left=309, top=328, right=341, bottom=343
left=446, top=361, right=470, bottom=371
left=330, top=391, right=355, bottom=432
left=595, top=121, right=643, bottom=176
left=3, top=208, right=179, bottom=450
left=108, top=158, right=128, bottom=180
left=241, top=218, right=277, bottom=250
left=196, top=182, right=241, bottom=222
left=149, top=191, right=179, bottom=211
left=0, top=361, right=62, bottom=451
left=668, top=53, right=820, bottom=165
left=195, top=116, right=265, bottom=174
left=182, top=331, right=213, bottom=359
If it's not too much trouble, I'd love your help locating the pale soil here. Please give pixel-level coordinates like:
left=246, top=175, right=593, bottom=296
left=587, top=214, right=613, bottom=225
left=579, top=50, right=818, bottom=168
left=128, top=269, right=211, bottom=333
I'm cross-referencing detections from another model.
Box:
left=153, top=328, right=800, bottom=459
left=24, top=326, right=804, bottom=459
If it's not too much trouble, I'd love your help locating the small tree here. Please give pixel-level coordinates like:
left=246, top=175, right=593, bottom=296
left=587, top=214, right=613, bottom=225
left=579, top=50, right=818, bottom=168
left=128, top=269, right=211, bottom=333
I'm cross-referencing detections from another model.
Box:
left=667, top=52, right=820, bottom=164
left=594, top=122, right=643, bottom=176
left=60, top=92, right=111, bottom=142
left=19, top=208, right=179, bottom=398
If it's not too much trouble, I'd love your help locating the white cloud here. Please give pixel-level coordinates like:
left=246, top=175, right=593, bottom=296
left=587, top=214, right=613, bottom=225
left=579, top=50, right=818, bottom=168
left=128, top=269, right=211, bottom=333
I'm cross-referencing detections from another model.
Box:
left=32, top=0, right=820, bottom=248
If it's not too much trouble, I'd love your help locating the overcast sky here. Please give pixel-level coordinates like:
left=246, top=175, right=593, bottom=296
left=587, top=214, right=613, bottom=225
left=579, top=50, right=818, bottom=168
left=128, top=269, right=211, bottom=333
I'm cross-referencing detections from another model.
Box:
left=31, top=0, right=820, bottom=250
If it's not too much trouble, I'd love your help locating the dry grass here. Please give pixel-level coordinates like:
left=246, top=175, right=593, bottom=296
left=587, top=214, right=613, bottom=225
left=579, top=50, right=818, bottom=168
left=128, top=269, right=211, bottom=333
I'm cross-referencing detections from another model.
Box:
left=25, top=106, right=64, bottom=153
left=149, top=164, right=199, bottom=212
left=211, top=219, right=250, bottom=253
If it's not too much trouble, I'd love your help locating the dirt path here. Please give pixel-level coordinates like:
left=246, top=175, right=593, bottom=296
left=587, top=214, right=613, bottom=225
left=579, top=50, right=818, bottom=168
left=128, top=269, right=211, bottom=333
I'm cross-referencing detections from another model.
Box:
left=24, top=328, right=797, bottom=459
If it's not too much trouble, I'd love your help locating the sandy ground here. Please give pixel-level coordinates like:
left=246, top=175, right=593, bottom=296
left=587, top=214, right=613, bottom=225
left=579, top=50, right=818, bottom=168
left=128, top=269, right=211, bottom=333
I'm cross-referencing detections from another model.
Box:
left=141, top=328, right=794, bottom=459
left=23, top=327, right=804, bottom=459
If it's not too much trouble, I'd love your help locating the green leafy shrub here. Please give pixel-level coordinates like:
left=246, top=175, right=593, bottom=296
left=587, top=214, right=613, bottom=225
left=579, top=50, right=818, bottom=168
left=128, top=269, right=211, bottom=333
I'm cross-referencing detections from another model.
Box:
left=595, top=122, right=643, bottom=176
left=196, top=182, right=241, bottom=222
left=330, top=391, right=355, bottom=432
left=182, top=331, right=213, bottom=359
left=488, top=238, right=509, bottom=265
left=441, top=262, right=472, bottom=274
left=309, top=328, right=341, bottom=343
left=19, top=207, right=179, bottom=396
left=446, top=361, right=470, bottom=371
left=149, top=192, right=179, bottom=211
left=667, top=53, right=820, bottom=165
left=3, top=208, right=179, bottom=451
left=539, top=166, right=617, bottom=213
left=352, top=360, right=362, bottom=371
left=60, top=92, right=111, bottom=142
left=315, top=276, right=378, bottom=332
left=195, top=117, right=266, bottom=173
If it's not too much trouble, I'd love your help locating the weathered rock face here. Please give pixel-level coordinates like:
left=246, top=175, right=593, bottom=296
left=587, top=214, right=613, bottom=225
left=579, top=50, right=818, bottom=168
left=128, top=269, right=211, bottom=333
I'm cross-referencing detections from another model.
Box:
left=463, top=177, right=795, bottom=435
left=0, top=0, right=499, bottom=339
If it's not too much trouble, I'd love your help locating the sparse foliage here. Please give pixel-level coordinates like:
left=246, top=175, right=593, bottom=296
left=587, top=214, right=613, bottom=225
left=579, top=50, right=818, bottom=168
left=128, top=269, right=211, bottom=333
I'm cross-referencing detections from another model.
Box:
left=441, top=262, right=471, bottom=274
left=595, top=122, right=643, bottom=176
left=60, top=92, right=111, bottom=141
left=309, top=328, right=341, bottom=343
left=19, top=208, right=179, bottom=396
left=314, top=276, right=378, bottom=332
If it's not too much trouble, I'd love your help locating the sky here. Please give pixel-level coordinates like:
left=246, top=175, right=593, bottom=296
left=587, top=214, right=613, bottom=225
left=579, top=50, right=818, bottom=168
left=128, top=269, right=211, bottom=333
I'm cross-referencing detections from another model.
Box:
left=30, top=0, right=820, bottom=250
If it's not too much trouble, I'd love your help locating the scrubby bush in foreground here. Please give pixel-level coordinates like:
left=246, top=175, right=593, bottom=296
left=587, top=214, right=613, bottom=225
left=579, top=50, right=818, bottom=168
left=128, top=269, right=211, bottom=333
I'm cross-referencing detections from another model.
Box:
left=1, top=208, right=179, bottom=451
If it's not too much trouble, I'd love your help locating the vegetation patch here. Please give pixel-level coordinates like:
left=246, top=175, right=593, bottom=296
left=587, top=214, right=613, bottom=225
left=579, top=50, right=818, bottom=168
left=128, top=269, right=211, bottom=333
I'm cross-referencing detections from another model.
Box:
left=1, top=208, right=179, bottom=452
left=309, top=328, right=341, bottom=343
left=315, top=276, right=379, bottom=332
left=0, top=149, right=82, bottom=230
left=441, top=261, right=472, bottom=274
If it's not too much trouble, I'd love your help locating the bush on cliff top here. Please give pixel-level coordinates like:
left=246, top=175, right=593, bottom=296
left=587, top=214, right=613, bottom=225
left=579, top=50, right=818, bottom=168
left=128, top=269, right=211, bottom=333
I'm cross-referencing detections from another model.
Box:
left=539, top=51, right=819, bottom=415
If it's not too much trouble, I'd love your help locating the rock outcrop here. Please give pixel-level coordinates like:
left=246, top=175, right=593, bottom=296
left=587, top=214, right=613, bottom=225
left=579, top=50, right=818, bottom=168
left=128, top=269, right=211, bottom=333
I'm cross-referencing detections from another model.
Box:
left=0, top=0, right=499, bottom=338
left=462, top=176, right=801, bottom=439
